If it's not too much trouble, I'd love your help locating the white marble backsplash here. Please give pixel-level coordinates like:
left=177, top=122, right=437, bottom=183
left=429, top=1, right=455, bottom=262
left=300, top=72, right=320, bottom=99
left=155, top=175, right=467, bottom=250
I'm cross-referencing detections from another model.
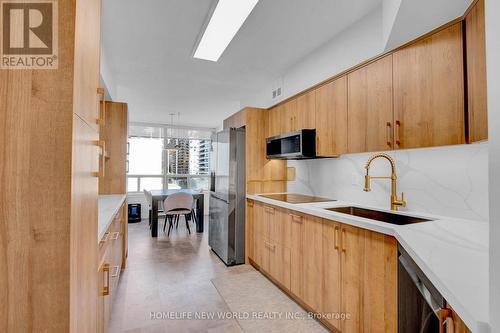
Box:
left=287, top=143, right=489, bottom=222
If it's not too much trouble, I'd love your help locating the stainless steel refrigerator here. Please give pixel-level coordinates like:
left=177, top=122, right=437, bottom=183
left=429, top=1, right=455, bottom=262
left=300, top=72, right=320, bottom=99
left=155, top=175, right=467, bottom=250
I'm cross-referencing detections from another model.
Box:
left=209, top=128, right=246, bottom=265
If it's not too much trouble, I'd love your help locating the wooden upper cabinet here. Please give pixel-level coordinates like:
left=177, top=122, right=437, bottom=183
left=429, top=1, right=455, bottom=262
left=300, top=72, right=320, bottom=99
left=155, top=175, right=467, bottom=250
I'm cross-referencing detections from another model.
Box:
left=281, top=99, right=298, bottom=134
left=393, top=23, right=465, bottom=149
left=348, top=55, right=394, bottom=153
left=268, top=105, right=283, bottom=138
left=466, top=0, right=488, bottom=142
left=315, top=76, right=348, bottom=156
left=73, top=0, right=101, bottom=131
left=99, top=102, right=128, bottom=195
left=296, top=90, right=316, bottom=130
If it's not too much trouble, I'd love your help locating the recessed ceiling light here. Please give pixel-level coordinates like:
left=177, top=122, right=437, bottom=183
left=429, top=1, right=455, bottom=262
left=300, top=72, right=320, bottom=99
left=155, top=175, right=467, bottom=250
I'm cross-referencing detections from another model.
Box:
left=194, top=0, right=259, bottom=62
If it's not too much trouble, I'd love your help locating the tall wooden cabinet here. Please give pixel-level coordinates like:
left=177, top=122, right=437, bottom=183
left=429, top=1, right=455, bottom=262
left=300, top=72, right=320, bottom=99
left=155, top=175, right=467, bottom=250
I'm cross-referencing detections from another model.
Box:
left=393, top=23, right=465, bottom=149
left=0, top=0, right=103, bottom=331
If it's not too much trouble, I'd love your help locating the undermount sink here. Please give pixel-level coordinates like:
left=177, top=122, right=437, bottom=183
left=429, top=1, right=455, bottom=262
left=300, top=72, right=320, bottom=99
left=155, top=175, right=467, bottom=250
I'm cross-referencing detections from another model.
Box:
left=324, top=206, right=432, bottom=225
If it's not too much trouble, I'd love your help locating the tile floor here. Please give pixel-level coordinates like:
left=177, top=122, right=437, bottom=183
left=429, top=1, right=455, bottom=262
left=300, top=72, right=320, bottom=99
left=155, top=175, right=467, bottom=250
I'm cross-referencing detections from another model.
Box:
left=108, top=217, right=327, bottom=333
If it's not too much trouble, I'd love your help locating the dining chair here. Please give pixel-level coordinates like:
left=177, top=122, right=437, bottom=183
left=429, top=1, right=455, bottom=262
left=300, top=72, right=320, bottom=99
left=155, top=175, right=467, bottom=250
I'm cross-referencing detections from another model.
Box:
left=163, top=192, right=194, bottom=236
left=144, top=189, right=164, bottom=227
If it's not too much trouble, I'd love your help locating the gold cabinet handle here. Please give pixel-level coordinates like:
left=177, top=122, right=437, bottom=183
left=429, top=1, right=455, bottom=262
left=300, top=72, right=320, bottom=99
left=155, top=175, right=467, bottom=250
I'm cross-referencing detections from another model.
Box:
left=289, top=213, right=303, bottom=223
left=264, top=206, right=275, bottom=214
left=439, top=308, right=453, bottom=333
left=341, top=229, right=346, bottom=252
left=334, top=226, right=340, bottom=250
left=97, top=88, right=106, bottom=126
left=102, top=263, right=110, bottom=296
left=386, top=122, right=392, bottom=147
left=395, top=120, right=401, bottom=146
left=110, top=232, right=120, bottom=240
left=247, top=200, right=254, bottom=207
left=264, top=241, right=276, bottom=251
left=93, top=140, right=106, bottom=178
left=99, top=232, right=110, bottom=245
left=111, top=265, right=120, bottom=278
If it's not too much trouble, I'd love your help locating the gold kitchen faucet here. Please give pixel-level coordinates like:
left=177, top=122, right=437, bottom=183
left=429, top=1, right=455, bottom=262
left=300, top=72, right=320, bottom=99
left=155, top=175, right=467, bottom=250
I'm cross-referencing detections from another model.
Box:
left=364, top=153, right=406, bottom=211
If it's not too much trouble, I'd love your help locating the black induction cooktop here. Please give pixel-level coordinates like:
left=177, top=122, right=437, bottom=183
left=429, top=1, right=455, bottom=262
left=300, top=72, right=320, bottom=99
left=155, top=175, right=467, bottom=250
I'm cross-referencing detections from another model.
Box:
left=259, top=193, right=335, bottom=204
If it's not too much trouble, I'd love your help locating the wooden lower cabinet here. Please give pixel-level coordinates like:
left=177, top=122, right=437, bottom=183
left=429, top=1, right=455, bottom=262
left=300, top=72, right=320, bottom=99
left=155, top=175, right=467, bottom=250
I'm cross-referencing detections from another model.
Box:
left=290, top=212, right=305, bottom=299
left=251, top=203, right=399, bottom=333
left=340, top=224, right=364, bottom=333
left=302, top=215, right=324, bottom=311
left=246, top=200, right=254, bottom=263
left=322, top=220, right=342, bottom=331
left=362, top=231, right=398, bottom=332
left=97, top=202, right=127, bottom=332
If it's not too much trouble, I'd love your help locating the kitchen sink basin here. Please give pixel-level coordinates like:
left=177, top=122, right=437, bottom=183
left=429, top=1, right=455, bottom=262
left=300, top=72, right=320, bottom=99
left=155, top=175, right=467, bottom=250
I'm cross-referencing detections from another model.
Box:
left=324, top=206, right=432, bottom=225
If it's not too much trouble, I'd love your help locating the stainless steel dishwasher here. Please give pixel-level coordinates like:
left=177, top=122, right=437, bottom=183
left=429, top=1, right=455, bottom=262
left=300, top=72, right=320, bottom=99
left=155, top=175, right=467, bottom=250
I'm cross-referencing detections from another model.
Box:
left=398, top=245, right=453, bottom=332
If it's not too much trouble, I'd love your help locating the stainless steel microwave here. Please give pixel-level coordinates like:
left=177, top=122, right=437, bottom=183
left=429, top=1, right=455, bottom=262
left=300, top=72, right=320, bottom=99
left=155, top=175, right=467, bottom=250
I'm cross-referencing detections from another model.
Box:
left=266, top=129, right=317, bottom=160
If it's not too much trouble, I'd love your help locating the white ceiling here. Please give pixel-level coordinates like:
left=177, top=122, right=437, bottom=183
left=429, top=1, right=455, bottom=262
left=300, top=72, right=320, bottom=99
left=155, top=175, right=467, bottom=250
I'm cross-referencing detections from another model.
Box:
left=101, top=0, right=382, bottom=128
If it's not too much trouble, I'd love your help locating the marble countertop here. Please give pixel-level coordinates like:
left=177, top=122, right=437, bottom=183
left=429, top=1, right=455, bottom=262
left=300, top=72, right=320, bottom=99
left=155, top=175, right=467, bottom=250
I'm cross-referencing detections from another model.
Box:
left=247, top=193, right=490, bottom=333
left=98, top=194, right=127, bottom=242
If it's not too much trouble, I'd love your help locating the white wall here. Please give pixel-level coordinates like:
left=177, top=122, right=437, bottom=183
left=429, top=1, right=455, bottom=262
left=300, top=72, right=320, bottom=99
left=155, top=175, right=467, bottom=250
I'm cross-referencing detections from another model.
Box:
left=383, top=0, right=472, bottom=50
left=382, top=0, right=402, bottom=47
left=242, top=9, right=385, bottom=109
left=485, top=0, right=500, bottom=330
left=288, top=143, right=489, bottom=221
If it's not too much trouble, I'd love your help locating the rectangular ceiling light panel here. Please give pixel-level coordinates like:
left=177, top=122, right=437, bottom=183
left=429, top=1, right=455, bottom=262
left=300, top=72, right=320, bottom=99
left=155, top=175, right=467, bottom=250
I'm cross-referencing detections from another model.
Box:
left=194, top=0, right=259, bottom=62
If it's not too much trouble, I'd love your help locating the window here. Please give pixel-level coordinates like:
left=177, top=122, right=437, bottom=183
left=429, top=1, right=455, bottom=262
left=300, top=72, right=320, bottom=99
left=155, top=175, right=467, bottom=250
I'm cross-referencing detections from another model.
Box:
left=127, top=124, right=214, bottom=193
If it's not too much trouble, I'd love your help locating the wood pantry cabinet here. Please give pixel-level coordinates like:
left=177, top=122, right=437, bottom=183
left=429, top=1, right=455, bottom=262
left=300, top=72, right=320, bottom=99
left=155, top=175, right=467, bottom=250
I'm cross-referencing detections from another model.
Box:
left=250, top=202, right=397, bottom=333
left=0, top=0, right=102, bottom=331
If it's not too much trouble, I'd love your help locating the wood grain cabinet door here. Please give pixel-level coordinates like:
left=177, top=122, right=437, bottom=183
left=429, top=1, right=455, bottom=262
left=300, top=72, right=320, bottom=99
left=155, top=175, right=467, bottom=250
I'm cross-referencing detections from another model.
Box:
left=322, top=220, right=342, bottom=331
left=73, top=0, right=101, bottom=131
left=361, top=231, right=398, bottom=333
left=340, top=224, right=364, bottom=333
left=348, top=55, right=394, bottom=153
left=296, top=90, right=316, bottom=130
left=302, top=215, right=324, bottom=311
left=252, top=202, right=265, bottom=267
left=268, top=208, right=291, bottom=290
left=268, top=106, right=283, bottom=138
left=393, top=23, right=465, bottom=149
left=315, top=76, right=348, bottom=157
left=289, top=212, right=305, bottom=299
left=246, top=200, right=254, bottom=263
left=281, top=99, right=298, bottom=133
left=465, top=0, right=488, bottom=142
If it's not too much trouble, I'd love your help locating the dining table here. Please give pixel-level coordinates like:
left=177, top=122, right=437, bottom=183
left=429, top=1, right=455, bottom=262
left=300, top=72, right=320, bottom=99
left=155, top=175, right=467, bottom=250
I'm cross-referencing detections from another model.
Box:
left=149, top=189, right=205, bottom=237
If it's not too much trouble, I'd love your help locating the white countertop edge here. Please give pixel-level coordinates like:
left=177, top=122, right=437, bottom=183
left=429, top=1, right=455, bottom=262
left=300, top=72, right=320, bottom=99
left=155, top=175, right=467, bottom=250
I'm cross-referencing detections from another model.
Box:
left=246, top=193, right=490, bottom=333
left=98, top=194, right=127, bottom=241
